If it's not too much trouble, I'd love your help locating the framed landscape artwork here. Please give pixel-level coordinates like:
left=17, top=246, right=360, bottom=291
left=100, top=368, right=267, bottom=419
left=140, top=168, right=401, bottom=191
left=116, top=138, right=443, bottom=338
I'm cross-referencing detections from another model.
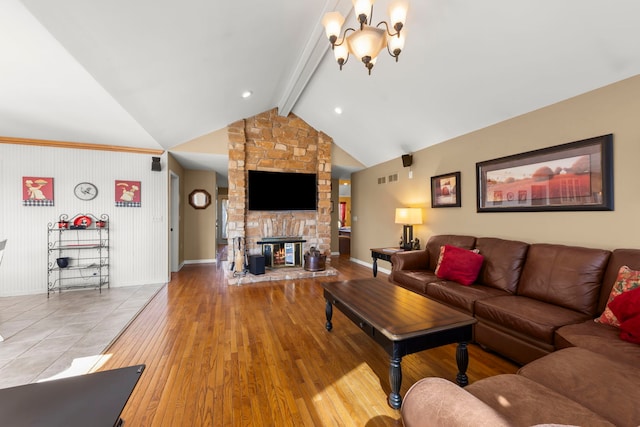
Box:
left=476, top=134, right=613, bottom=212
left=431, top=172, right=461, bottom=208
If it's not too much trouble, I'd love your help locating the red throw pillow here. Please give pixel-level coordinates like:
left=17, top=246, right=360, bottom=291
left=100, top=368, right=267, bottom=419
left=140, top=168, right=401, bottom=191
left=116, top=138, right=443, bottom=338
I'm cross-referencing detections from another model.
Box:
left=435, top=245, right=484, bottom=286
left=619, top=316, right=640, bottom=345
left=608, top=286, right=640, bottom=323
left=608, top=286, right=640, bottom=345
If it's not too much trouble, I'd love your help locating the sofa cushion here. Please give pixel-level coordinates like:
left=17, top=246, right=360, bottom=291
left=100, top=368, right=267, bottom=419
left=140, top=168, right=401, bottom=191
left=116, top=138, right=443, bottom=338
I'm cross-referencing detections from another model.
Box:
left=596, top=265, right=640, bottom=327
left=518, top=347, right=640, bottom=427
left=555, top=320, right=640, bottom=367
left=466, top=374, right=615, bottom=427
left=597, top=249, right=640, bottom=314
left=517, top=244, right=610, bottom=315
left=426, top=281, right=508, bottom=314
left=425, top=235, right=476, bottom=271
left=402, top=377, right=513, bottom=427
left=475, top=237, right=529, bottom=293
left=475, top=295, right=591, bottom=344
left=434, top=245, right=484, bottom=285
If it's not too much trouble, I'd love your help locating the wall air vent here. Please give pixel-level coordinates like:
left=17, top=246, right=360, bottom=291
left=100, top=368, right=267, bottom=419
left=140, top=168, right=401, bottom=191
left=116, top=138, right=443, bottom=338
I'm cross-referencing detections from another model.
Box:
left=378, top=177, right=386, bottom=184
left=388, top=173, right=399, bottom=183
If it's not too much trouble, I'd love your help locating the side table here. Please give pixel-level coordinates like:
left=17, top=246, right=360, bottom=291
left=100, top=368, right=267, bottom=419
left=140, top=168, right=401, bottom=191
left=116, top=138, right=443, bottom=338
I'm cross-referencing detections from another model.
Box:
left=370, top=247, right=405, bottom=277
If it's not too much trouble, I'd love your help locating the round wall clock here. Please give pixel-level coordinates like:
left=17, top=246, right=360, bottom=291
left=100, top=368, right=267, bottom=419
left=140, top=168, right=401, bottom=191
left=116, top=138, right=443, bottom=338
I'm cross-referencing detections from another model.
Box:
left=74, top=182, right=98, bottom=201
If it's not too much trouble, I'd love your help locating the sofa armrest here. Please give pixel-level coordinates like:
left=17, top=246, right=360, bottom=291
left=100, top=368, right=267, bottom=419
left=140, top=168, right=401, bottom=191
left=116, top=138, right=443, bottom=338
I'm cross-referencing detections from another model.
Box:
left=391, top=250, right=429, bottom=271
left=402, top=378, right=511, bottom=427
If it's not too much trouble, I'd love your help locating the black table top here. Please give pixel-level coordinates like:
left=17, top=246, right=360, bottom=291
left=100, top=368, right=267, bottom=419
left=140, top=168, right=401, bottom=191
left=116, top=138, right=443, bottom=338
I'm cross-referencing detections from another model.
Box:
left=0, top=364, right=145, bottom=427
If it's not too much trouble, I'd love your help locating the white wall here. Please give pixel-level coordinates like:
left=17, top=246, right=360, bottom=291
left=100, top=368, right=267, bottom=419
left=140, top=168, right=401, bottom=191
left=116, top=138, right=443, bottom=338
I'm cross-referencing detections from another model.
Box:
left=0, top=143, right=168, bottom=296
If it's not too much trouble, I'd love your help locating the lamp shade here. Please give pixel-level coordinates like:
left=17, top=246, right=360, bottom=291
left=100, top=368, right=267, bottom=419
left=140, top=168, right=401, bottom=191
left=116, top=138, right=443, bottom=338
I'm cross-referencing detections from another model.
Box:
left=322, top=11, right=345, bottom=41
left=387, top=31, right=406, bottom=56
left=388, top=0, right=409, bottom=29
left=346, top=25, right=387, bottom=62
left=333, top=43, right=349, bottom=64
left=395, top=208, right=422, bottom=225
left=352, top=0, right=375, bottom=22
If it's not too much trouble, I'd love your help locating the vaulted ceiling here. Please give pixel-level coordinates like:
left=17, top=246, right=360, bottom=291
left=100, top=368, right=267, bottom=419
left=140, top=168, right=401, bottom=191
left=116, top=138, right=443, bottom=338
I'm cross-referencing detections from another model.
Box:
left=2, top=0, right=640, bottom=180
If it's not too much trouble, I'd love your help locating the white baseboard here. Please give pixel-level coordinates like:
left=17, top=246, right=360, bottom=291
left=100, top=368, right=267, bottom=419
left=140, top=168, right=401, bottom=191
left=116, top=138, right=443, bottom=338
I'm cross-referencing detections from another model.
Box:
left=350, top=257, right=391, bottom=275
left=183, top=259, right=216, bottom=265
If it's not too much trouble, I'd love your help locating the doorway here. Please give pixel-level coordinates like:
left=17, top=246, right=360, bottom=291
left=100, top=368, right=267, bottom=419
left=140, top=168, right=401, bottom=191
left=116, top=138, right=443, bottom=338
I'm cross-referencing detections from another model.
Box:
left=170, top=171, right=180, bottom=273
left=217, top=187, right=229, bottom=246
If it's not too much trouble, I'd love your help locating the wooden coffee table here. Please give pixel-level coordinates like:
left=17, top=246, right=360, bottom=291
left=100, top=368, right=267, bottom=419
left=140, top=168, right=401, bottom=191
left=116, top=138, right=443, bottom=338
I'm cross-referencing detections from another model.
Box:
left=323, top=278, right=476, bottom=409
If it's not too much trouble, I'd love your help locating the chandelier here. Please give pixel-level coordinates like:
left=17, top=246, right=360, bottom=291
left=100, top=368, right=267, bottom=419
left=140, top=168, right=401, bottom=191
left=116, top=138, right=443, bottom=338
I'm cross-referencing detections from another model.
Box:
left=322, top=0, right=409, bottom=75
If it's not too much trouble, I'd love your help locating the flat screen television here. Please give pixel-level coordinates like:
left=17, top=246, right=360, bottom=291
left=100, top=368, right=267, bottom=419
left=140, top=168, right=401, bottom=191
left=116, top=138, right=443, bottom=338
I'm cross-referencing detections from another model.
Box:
left=248, top=170, right=317, bottom=211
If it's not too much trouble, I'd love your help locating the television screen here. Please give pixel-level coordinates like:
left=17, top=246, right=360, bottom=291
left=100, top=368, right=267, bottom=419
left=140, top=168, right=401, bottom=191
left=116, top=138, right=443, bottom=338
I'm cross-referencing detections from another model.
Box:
left=248, top=170, right=317, bottom=211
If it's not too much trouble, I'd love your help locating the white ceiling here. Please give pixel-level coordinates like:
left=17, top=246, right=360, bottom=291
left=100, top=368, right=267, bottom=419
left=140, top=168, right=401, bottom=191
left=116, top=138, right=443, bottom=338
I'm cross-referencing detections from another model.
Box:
left=3, top=0, right=640, bottom=179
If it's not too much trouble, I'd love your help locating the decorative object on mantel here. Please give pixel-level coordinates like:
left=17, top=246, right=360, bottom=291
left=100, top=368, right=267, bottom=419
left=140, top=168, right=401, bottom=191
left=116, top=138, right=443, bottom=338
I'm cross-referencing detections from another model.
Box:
left=476, top=134, right=613, bottom=212
left=304, top=247, right=327, bottom=272
left=431, top=172, right=461, bottom=208
left=395, top=208, right=422, bottom=250
left=115, top=180, right=141, bottom=207
left=22, top=176, right=54, bottom=206
left=322, top=0, right=409, bottom=75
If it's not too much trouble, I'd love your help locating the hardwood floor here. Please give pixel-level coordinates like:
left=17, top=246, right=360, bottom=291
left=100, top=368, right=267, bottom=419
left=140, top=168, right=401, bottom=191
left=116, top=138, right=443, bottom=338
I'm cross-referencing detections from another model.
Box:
left=99, top=256, right=518, bottom=426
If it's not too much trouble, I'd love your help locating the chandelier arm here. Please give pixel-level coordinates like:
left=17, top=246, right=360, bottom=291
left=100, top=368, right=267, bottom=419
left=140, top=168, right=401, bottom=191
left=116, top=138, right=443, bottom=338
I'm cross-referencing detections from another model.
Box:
left=334, top=27, right=357, bottom=47
left=340, top=52, right=350, bottom=70
left=386, top=43, right=400, bottom=61
left=376, top=21, right=401, bottom=38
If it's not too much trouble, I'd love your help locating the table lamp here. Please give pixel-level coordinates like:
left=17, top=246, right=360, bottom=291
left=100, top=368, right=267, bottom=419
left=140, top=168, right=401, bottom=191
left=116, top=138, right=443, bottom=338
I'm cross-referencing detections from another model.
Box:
left=395, top=208, right=422, bottom=250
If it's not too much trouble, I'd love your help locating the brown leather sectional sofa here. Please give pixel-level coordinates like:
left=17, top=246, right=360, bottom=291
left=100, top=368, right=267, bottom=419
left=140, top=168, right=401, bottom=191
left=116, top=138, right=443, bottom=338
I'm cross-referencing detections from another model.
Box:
left=390, top=235, right=640, bottom=426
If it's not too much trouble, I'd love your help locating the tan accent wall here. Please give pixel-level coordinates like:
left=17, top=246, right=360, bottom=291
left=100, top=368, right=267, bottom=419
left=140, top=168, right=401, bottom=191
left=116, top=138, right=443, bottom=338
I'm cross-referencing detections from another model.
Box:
left=352, top=74, right=640, bottom=269
left=227, top=108, right=332, bottom=262
left=183, top=170, right=217, bottom=261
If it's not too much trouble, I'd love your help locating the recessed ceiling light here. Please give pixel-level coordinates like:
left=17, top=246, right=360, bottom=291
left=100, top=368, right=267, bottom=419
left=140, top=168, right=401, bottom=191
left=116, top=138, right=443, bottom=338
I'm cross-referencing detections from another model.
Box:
left=242, top=90, right=253, bottom=99
left=334, top=107, right=343, bottom=114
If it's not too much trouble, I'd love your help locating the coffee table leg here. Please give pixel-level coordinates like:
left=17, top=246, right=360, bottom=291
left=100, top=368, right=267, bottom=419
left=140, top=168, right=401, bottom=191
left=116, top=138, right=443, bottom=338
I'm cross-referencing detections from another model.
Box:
left=455, top=342, right=469, bottom=387
left=372, top=257, right=378, bottom=277
left=388, top=350, right=403, bottom=409
left=325, top=299, right=333, bottom=331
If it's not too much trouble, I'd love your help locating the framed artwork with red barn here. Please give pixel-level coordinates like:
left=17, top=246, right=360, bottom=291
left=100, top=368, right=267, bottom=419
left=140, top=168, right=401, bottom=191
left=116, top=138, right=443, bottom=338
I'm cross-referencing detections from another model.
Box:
left=476, top=134, right=613, bottom=212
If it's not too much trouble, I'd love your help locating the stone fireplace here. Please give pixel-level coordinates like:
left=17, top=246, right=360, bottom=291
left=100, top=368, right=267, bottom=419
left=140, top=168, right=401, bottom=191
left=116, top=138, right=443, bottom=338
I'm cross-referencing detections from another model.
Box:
left=227, top=108, right=332, bottom=274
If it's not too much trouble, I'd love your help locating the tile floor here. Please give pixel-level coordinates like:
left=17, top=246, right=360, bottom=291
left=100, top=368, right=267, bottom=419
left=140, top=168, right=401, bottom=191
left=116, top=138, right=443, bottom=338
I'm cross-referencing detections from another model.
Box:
left=0, top=284, right=164, bottom=389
